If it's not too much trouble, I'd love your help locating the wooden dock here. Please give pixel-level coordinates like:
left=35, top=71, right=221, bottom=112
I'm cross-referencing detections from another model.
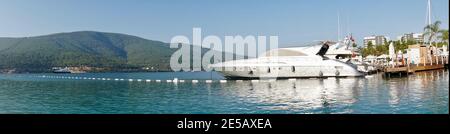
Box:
left=383, top=44, right=448, bottom=77
left=384, top=66, right=410, bottom=77
left=384, top=64, right=445, bottom=77
left=411, top=64, right=445, bottom=72
left=384, top=66, right=409, bottom=73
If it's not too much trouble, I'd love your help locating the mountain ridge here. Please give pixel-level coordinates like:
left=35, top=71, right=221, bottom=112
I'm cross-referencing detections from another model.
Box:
left=0, top=31, right=245, bottom=73
left=0, top=31, right=179, bottom=72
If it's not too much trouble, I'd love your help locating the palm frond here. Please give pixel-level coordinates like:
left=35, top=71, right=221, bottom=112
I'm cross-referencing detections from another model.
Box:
left=424, top=25, right=432, bottom=31
left=434, top=21, right=442, bottom=26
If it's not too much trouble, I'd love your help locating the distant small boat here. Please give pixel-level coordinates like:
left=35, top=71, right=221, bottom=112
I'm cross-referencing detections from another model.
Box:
left=52, top=67, right=71, bottom=73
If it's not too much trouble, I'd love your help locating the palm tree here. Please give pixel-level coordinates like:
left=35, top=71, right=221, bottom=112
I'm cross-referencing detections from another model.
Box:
left=438, top=29, right=449, bottom=45
left=423, top=21, right=442, bottom=46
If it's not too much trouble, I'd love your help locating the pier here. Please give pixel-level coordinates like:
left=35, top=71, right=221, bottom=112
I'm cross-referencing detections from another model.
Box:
left=384, top=64, right=446, bottom=77
left=383, top=44, right=448, bottom=77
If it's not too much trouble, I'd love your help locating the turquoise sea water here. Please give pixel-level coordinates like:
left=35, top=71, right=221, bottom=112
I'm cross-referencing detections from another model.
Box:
left=0, top=70, right=448, bottom=114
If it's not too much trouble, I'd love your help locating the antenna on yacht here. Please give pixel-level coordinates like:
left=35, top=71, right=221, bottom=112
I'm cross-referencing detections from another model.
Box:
left=426, top=0, right=432, bottom=26
left=425, top=0, right=432, bottom=46
left=346, top=14, right=350, bottom=39
left=345, top=15, right=353, bottom=50
left=337, top=12, right=341, bottom=42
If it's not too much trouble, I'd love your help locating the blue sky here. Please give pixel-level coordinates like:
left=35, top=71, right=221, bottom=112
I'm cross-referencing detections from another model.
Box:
left=0, top=0, right=448, bottom=46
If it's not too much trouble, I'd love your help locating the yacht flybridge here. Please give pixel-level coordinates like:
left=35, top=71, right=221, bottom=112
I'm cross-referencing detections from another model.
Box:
left=209, top=41, right=365, bottom=79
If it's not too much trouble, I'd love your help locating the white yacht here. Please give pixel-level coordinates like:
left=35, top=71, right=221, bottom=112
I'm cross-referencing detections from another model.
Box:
left=210, top=41, right=365, bottom=79
left=325, top=37, right=377, bottom=73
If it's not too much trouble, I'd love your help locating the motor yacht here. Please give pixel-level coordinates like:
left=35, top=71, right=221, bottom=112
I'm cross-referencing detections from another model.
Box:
left=210, top=41, right=365, bottom=79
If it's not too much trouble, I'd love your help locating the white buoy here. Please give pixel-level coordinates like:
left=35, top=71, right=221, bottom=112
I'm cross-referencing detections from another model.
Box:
left=192, top=80, right=199, bottom=83
left=205, top=80, right=213, bottom=83
left=128, top=79, right=133, bottom=82
left=220, top=80, right=227, bottom=83
left=114, top=78, right=119, bottom=81
left=288, top=78, right=297, bottom=81
left=137, top=79, right=142, bottom=82
left=120, top=79, right=124, bottom=81
left=179, top=80, right=185, bottom=83
left=166, top=80, right=173, bottom=82
left=156, top=80, right=161, bottom=82
left=145, top=79, right=151, bottom=82
left=251, top=80, right=260, bottom=83
left=173, top=78, right=179, bottom=83
left=236, top=80, right=244, bottom=82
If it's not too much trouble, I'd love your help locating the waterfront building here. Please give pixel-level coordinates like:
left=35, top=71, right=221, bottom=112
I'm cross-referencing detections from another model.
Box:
left=364, top=35, right=389, bottom=47
left=398, top=33, right=424, bottom=43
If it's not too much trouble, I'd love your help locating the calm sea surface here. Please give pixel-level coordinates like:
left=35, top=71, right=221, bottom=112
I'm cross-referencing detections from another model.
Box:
left=0, top=70, right=448, bottom=114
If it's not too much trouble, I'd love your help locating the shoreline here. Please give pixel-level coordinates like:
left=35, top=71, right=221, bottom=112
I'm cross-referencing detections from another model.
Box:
left=0, top=70, right=176, bottom=74
left=0, top=67, right=175, bottom=74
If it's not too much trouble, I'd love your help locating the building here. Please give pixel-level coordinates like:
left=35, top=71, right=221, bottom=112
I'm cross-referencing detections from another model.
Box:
left=398, top=33, right=423, bottom=43
left=364, top=35, right=388, bottom=48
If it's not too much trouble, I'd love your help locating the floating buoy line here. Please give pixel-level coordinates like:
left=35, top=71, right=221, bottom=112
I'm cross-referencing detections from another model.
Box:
left=28, top=75, right=364, bottom=84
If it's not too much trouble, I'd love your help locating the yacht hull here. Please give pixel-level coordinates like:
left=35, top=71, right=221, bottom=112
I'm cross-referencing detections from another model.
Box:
left=211, top=56, right=364, bottom=79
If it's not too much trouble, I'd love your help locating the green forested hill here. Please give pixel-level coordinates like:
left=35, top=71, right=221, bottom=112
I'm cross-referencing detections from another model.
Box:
left=0, top=31, right=243, bottom=73
left=0, top=31, right=178, bottom=72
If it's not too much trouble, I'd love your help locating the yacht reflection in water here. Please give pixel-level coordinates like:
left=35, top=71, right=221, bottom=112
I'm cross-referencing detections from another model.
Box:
left=211, top=69, right=447, bottom=113
left=217, top=78, right=364, bottom=113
